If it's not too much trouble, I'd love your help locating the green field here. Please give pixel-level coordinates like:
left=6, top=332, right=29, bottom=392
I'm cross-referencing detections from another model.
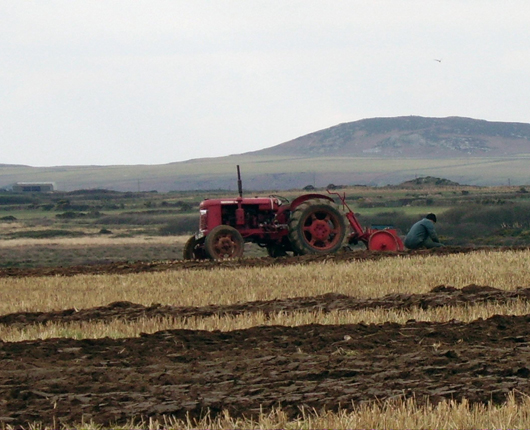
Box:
left=1, top=182, right=530, bottom=268
left=2, top=154, right=530, bottom=192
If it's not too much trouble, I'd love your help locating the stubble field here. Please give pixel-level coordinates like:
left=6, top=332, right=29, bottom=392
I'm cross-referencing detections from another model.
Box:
left=2, top=247, right=530, bottom=428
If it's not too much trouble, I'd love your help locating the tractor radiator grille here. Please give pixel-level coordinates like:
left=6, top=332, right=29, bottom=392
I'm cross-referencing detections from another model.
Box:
left=199, top=209, right=208, bottom=231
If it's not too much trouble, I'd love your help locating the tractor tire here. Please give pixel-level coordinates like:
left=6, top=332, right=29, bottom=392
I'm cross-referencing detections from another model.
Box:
left=204, top=225, right=245, bottom=260
left=288, top=198, right=346, bottom=255
left=183, top=235, right=207, bottom=260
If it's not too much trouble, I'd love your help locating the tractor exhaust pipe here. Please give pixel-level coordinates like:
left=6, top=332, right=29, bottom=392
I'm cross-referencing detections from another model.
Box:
left=237, top=165, right=243, bottom=198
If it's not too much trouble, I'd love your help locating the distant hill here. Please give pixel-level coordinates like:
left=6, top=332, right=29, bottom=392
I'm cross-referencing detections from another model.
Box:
left=398, top=176, right=461, bottom=187
left=245, top=116, right=530, bottom=158
left=1, top=116, right=530, bottom=192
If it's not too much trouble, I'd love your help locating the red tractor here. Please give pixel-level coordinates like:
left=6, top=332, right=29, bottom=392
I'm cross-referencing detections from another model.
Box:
left=183, top=166, right=404, bottom=260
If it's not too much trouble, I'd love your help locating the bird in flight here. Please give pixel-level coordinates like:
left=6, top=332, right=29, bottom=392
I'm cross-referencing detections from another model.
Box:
left=434, top=58, right=442, bottom=63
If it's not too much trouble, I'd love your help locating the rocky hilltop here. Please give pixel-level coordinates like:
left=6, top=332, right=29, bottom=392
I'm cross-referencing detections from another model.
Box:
left=247, top=116, right=530, bottom=158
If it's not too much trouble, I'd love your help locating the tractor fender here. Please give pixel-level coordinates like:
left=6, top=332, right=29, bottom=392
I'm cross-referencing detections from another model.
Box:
left=289, top=193, right=335, bottom=211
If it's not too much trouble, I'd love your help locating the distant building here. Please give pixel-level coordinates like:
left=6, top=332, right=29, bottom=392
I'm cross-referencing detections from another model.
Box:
left=12, top=182, right=56, bottom=193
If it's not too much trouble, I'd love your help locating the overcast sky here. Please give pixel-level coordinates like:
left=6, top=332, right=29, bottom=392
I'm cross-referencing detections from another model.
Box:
left=1, top=1, right=530, bottom=167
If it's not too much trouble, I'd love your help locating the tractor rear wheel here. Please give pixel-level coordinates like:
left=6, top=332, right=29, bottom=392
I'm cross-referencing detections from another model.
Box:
left=205, top=225, right=245, bottom=260
left=183, top=235, right=207, bottom=260
left=288, top=198, right=346, bottom=255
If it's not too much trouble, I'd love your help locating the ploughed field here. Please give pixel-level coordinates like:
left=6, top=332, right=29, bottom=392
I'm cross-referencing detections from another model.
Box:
left=2, top=247, right=530, bottom=427
left=0, top=246, right=523, bottom=278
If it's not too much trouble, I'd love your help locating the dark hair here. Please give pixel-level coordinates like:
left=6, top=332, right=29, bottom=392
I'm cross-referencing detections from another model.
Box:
left=426, top=213, right=437, bottom=223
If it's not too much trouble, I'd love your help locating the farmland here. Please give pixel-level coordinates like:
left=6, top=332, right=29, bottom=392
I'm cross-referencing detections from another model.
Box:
left=2, top=248, right=530, bottom=428
left=2, top=184, right=530, bottom=428
left=1, top=182, right=530, bottom=269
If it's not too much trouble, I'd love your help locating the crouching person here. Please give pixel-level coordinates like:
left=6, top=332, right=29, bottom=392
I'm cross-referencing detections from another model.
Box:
left=404, top=213, right=444, bottom=250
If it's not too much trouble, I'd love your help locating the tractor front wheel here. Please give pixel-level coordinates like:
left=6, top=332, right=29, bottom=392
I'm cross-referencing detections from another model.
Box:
left=205, top=225, right=245, bottom=260
left=288, top=198, right=346, bottom=255
left=183, top=235, right=207, bottom=260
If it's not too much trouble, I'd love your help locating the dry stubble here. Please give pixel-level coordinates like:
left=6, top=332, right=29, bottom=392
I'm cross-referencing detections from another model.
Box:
left=1, top=249, right=529, bottom=315
left=1, top=249, right=530, bottom=342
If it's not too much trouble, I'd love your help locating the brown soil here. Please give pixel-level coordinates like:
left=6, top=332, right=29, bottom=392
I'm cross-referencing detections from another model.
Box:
left=2, top=284, right=530, bottom=328
left=0, top=246, right=527, bottom=279
left=2, top=285, right=530, bottom=427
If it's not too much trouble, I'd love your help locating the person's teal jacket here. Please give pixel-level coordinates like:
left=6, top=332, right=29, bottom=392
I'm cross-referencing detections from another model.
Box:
left=404, top=218, right=441, bottom=249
